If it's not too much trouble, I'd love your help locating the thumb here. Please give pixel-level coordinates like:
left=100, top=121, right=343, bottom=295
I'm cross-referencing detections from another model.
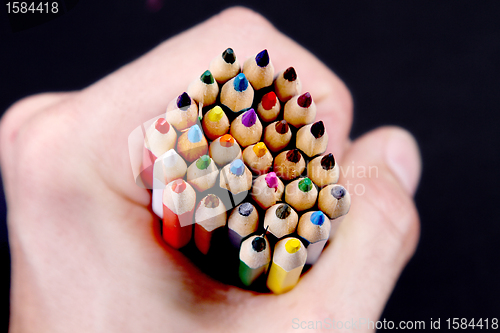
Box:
left=298, top=126, right=421, bottom=327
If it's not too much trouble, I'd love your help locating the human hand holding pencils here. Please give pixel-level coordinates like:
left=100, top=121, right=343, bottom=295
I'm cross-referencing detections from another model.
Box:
left=0, top=7, right=421, bottom=332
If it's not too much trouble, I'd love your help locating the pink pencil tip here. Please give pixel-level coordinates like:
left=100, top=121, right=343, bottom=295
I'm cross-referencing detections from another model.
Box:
left=265, top=172, right=279, bottom=191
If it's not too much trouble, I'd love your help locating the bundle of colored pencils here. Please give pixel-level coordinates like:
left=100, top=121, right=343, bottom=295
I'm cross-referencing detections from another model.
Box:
left=141, top=48, right=351, bottom=294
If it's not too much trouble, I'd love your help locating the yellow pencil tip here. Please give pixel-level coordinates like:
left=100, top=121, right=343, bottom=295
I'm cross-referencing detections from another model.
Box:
left=253, top=142, right=267, bottom=157
left=207, top=106, right=224, bottom=122
left=285, top=239, right=301, bottom=254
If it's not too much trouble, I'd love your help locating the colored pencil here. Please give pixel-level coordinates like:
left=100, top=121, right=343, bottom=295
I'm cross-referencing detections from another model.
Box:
left=284, top=177, right=318, bottom=212
left=242, top=142, right=273, bottom=175
left=201, top=105, right=230, bottom=141
left=273, top=149, right=306, bottom=181
left=219, top=158, right=252, bottom=195
left=208, top=133, right=242, bottom=167
left=242, top=49, right=275, bottom=90
left=176, top=124, right=208, bottom=163
left=318, top=184, right=351, bottom=233
left=263, top=203, right=299, bottom=239
left=273, top=67, right=302, bottom=102
left=297, top=211, right=331, bottom=265
left=194, top=194, right=227, bottom=255
left=263, top=120, right=292, bottom=153
left=230, top=108, right=263, bottom=148
left=186, top=155, right=219, bottom=192
left=162, top=179, right=196, bottom=249
left=256, top=91, right=281, bottom=122
left=151, top=149, right=188, bottom=218
left=283, top=92, right=317, bottom=128
left=239, top=235, right=271, bottom=286
left=307, top=153, right=339, bottom=187
left=267, top=237, right=307, bottom=294
left=209, top=47, right=241, bottom=84
left=144, top=117, right=177, bottom=161
left=228, top=202, right=259, bottom=248
left=165, top=92, right=199, bottom=131
left=187, top=70, right=219, bottom=107
left=296, top=120, right=328, bottom=158
left=251, top=172, right=285, bottom=209
left=220, top=73, right=254, bottom=113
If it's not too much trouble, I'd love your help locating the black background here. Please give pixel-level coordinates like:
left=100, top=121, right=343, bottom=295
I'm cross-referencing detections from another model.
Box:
left=1, top=0, right=499, bottom=331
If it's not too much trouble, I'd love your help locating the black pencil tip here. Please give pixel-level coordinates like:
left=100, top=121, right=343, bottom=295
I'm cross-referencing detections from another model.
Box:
left=222, top=48, right=236, bottom=64
left=283, top=67, right=297, bottom=81
left=252, top=237, right=266, bottom=252
left=255, top=49, right=269, bottom=67
left=321, top=153, right=335, bottom=170
left=176, top=92, right=191, bottom=109
left=311, top=121, right=325, bottom=138
left=275, top=204, right=291, bottom=219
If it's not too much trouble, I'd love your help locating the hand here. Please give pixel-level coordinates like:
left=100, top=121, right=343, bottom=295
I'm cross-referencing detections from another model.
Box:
left=0, top=7, right=421, bottom=332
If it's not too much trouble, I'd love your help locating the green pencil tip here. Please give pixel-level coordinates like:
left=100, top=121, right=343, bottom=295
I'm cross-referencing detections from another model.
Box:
left=196, top=155, right=211, bottom=170
left=298, top=178, right=313, bottom=192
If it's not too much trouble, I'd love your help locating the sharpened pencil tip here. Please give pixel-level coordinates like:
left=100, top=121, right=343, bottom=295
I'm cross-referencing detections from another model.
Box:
left=298, top=178, right=313, bottom=192
left=176, top=92, right=191, bottom=109
left=220, top=134, right=235, bottom=147
left=321, top=153, right=335, bottom=170
left=222, top=48, right=236, bottom=64
left=283, top=67, right=297, bottom=81
left=238, top=202, right=253, bottom=216
left=265, top=172, right=279, bottom=190
left=276, top=204, right=291, bottom=219
left=286, top=149, right=302, bottom=163
left=196, top=155, right=211, bottom=170
left=207, top=106, right=224, bottom=122
left=252, top=237, right=267, bottom=252
left=188, top=125, right=203, bottom=143
left=285, top=238, right=301, bottom=254
left=275, top=120, right=289, bottom=134
left=200, top=70, right=215, bottom=84
left=310, top=211, right=325, bottom=226
left=172, top=179, right=186, bottom=193
left=255, top=49, right=270, bottom=67
left=297, top=92, right=312, bottom=108
left=331, top=185, right=346, bottom=199
left=311, top=121, right=325, bottom=139
left=234, top=73, right=249, bottom=92
left=261, top=91, right=277, bottom=110
left=230, top=159, right=245, bottom=176
left=242, top=108, right=257, bottom=127
left=204, top=194, right=220, bottom=208
left=155, top=118, right=170, bottom=134
left=253, top=142, right=268, bottom=157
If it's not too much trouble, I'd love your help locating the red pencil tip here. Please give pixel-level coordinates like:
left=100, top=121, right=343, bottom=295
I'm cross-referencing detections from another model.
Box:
left=172, top=179, right=186, bottom=193
left=155, top=118, right=170, bottom=134
left=261, top=91, right=277, bottom=110
left=297, top=92, right=312, bottom=108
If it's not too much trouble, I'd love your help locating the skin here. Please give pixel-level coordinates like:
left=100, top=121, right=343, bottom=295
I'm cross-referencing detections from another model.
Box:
left=0, top=7, right=421, bottom=333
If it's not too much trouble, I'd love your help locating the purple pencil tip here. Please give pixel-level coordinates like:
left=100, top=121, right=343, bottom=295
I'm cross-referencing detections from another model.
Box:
left=241, top=108, right=257, bottom=127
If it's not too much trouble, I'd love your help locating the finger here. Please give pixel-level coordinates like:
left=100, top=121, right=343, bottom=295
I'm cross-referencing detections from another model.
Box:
left=0, top=92, right=75, bottom=183
left=297, top=126, right=421, bottom=325
left=63, top=7, right=352, bottom=198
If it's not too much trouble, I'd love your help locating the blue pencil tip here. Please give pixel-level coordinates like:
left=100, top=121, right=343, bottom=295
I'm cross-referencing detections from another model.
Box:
left=233, top=73, right=249, bottom=92
left=230, top=159, right=245, bottom=176
left=255, top=49, right=269, bottom=67
left=310, top=211, right=325, bottom=226
left=188, top=125, right=202, bottom=143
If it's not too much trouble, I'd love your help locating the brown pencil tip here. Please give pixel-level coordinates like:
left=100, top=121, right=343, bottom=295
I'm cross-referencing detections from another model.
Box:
left=275, top=120, right=289, bottom=134
left=311, top=121, right=325, bottom=138
left=283, top=67, right=297, bottom=81
left=320, top=153, right=336, bottom=170
left=204, top=194, right=220, bottom=208
left=286, top=149, right=302, bottom=163
left=297, top=92, right=312, bottom=108
left=275, top=204, right=291, bottom=219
